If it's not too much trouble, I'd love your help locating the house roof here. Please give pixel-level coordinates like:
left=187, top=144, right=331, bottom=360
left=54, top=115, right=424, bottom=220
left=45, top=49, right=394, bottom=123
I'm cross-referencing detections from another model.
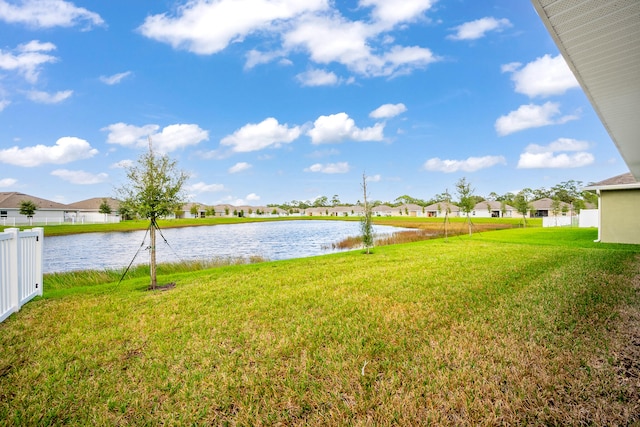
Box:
left=423, top=202, right=460, bottom=212
left=0, top=192, right=70, bottom=210
left=530, top=198, right=571, bottom=210
left=531, top=0, right=640, bottom=179
left=371, top=204, right=394, bottom=212
left=584, top=172, right=640, bottom=191
left=67, top=197, right=120, bottom=211
left=397, top=203, right=423, bottom=211
left=473, top=200, right=515, bottom=211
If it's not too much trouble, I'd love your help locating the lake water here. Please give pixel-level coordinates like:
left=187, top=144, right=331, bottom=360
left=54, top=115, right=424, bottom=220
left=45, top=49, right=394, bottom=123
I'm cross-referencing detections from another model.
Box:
left=44, top=220, right=409, bottom=273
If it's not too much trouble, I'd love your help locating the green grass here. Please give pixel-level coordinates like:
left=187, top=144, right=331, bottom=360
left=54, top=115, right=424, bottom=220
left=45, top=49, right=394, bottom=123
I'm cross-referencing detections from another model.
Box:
left=1, top=227, right=638, bottom=425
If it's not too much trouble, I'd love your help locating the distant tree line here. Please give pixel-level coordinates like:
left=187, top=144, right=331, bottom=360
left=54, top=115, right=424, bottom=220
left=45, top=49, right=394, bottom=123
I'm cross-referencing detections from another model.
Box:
left=267, top=179, right=598, bottom=213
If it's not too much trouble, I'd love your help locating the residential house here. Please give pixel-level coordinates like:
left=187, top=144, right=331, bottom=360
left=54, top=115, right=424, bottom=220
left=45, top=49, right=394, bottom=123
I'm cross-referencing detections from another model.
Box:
left=423, top=202, right=460, bottom=218
left=471, top=200, right=515, bottom=218
left=67, top=197, right=121, bottom=223
left=584, top=173, right=640, bottom=244
left=371, top=204, right=395, bottom=217
left=529, top=198, right=572, bottom=218
left=0, top=192, right=71, bottom=225
left=396, top=203, right=424, bottom=217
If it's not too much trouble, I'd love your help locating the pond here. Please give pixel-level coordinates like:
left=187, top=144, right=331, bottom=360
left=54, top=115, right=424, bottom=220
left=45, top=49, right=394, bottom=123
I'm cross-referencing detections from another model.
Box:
left=44, top=220, right=409, bottom=273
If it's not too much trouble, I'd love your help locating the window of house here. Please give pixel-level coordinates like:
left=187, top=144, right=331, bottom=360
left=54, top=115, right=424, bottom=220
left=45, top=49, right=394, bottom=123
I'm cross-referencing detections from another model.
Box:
left=0, top=210, right=7, bottom=218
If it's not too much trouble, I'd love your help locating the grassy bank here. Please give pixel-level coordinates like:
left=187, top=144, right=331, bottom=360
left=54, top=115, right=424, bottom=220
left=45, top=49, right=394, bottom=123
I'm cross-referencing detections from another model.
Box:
left=1, top=228, right=638, bottom=425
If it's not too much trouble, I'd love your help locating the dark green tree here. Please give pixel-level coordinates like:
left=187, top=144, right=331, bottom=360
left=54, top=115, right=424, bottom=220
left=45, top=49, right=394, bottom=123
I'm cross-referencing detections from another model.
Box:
left=19, top=200, right=37, bottom=225
left=99, top=198, right=112, bottom=222
left=117, top=142, right=189, bottom=290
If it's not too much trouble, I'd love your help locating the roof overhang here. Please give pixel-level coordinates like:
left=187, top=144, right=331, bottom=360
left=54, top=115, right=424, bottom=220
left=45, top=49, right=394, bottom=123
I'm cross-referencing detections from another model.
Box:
left=584, top=182, right=640, bottom=191
left=530, top=0, right=640, bottom=179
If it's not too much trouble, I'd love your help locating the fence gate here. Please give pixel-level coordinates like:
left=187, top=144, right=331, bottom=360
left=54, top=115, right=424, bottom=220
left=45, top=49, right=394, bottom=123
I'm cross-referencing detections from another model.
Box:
left=0, top=228, right=44, bottom=323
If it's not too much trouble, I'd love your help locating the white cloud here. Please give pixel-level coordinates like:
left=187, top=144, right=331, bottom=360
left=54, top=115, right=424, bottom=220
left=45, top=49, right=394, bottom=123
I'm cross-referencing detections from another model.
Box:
left=0, top=99, right=10, bottom=111
left=517, top=137, right=594, bottom=169
left=500, top=62, right=520, bottom=73
left=0, top=136, right=98, bottom=167
left=229, top=162, right=252, bottom=173
left=495, top=102, right=578, bottom=136
left=153, top=124, right=210, bottom=153
left=26, top=89, right=72, bottom=104
left=50, top=169, right=108, bottom=184
left=296, top=69, right=339, bottom=86
left=308, top=148, right=340, bottom=158
left=517, top=152, right=594, bottom=169
left=0, top=178, right=17, bottom=187
left=0, top=40, right=58, bottom=83
left=223, top=193, right=261, bottom=206
left=366, top=174, right=381, bottom=182
left=369, top=103, right=406, bottom=119
left=447, top=17, right=511, bottom=41
left=109, top=159, right=133, bottom=169
left=423, top=155, right=506, bottom=173
left=139, top=0, right=327, bottom=55
left=360, top=0, right=435, bottom=28
left=503, top=54, right=579, bottom=98
left=304, top=162, right=350, bottom=173
left=308, top=112, right=384, bottom=144
left=140, top=1, right=440, bottom=79
left=103, top=122, right=209, bottom=153
left=245, top=49, right=286, bottom=69
left=0, top=0, right=104, bottom=29
left=221, top=117, right=301, bottom=152
left=524, top=137, right=590, bottom=154
left=103, top=123, right=159, bottom=146
left=99, top=71, right=132, bottom=85
left=188, top=182, right=225, bottom=193
left=285, top=15, right=439, bottom=77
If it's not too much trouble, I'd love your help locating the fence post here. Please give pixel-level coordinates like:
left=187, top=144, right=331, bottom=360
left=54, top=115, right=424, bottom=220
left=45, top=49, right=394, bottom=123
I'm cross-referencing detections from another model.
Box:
left=33, top=227, right=44, bottom=297
left=6, top=228, right=19, bottom=314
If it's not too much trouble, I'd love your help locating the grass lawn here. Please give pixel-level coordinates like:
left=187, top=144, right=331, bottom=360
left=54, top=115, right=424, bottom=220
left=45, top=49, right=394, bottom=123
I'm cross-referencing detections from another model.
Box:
left=1, top=227, right=638, bottom=425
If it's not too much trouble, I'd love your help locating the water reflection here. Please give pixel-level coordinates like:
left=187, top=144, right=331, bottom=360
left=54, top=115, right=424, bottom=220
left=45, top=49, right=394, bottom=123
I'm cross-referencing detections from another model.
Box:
left=44, top=220, right=406, bottom=273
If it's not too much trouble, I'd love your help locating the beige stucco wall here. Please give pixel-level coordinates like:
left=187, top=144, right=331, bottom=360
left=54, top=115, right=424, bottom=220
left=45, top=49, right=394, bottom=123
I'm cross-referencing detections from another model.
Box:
left=600, top=189, right=640, bottom=244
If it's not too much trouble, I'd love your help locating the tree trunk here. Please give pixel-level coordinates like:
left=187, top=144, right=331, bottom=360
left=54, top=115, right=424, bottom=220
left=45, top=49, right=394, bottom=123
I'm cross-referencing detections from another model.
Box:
left=149, top=219, right=157, bottom=290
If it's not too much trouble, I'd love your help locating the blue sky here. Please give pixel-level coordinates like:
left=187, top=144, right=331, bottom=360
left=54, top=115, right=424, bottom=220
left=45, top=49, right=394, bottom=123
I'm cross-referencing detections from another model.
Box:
left=0, top=0, right=629, bottom=206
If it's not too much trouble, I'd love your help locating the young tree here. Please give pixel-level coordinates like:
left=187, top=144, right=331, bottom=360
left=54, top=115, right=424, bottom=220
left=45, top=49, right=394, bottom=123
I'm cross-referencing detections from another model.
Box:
left=456, top=177, right=475, bottom=236
left=360, top=173, right=374, bottom=254
left=190, top=204, right=199, bottom=218
left=19, top=200, right=37, bottom=225
left=439, top=188, right=453, bottom=241
left=117, top=142, right=189, bottom=290
left=514, top=189, right=533, bottom=227
left=99, top=198, right=112, bottom=222
left=118, top=200, right=136, bottom=220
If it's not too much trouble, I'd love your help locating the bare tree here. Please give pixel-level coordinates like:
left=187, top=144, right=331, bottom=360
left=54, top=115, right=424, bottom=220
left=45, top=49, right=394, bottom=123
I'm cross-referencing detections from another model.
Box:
left=360, top=173, right=374, bottom=254
left=117, top=140, right=189, bottom=290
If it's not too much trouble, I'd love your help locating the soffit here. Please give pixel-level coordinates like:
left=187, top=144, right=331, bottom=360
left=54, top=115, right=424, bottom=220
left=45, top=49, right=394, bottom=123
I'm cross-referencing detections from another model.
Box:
left=531, top=0, right=640, bottom=179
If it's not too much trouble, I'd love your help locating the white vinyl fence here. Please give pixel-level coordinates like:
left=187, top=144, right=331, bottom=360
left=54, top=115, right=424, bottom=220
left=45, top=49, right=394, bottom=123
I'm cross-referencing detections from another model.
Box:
left=0, top=228, right=44, bottom=323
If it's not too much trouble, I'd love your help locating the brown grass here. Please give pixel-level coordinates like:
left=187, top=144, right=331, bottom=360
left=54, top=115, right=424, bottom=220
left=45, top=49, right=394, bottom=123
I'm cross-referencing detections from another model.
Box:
left=332, top=220, right=515, bottom=250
